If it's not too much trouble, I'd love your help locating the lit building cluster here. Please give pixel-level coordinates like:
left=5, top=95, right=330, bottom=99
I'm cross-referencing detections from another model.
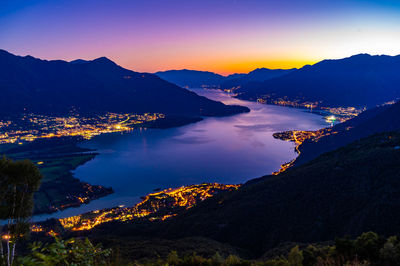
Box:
left=0, top=112, right=165, bottom=144
left=321, top=107, right=365, bottom=123
left=46, top=183, right=112, bottom=213
left=272, top=129, right=335, bottom=175
left=55, top=183, right=240, bottom=231
left=256, top=96, right=321, bottom=110
left=255, top=96, right=364, bottom=123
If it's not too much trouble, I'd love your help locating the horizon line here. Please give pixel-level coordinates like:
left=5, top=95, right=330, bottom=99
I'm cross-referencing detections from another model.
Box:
left=2, top=48, right=399, bottom=76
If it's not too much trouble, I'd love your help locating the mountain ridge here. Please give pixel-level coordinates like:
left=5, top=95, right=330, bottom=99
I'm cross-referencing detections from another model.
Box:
left=0, top=49, right=249, bottom=117
left=237, top=53, right=400, bottom=108
left=155, top=68, right=295, bottom=89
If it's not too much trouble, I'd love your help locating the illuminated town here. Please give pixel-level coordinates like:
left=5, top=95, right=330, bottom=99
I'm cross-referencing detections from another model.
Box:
left=272, top=128, right=338, bottom=175
left=0, top=112, right=165, bottom=144
left=33, top=183, right=240, bottom=233
left=255, top=96, right=364, bottom=122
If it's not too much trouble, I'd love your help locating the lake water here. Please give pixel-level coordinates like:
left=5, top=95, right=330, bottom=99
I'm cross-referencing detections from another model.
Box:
left=35, top=89, right=328, bottom=220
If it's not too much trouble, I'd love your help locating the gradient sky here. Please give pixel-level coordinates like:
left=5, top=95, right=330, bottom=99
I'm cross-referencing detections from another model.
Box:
left=1, top=0, right=400, bottom=75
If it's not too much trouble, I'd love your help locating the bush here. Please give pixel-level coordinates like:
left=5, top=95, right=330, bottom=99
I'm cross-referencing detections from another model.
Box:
left=18, top=237, right=111, bottom=266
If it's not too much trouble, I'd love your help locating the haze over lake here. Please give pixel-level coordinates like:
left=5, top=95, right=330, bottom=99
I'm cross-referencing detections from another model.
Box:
left=35, top=89, right=328, bottom=220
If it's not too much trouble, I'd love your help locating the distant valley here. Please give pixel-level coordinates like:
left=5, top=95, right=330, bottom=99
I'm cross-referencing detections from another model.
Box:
left=157, top=54, right=400, bottom=111
left=155, top=68, right=295, bottom=90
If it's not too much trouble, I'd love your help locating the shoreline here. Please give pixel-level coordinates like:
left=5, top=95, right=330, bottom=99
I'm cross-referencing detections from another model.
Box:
left=30, top=114, right=232, bottom=216
left=0, top=114, right=213, bottom=216
left=29, top=91, right=328, bottom=219
left=0, top=136, right=115, bottom=215
left=34, top=183, right=240, bottom=235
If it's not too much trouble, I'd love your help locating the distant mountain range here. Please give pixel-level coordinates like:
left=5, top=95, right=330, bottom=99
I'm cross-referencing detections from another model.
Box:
left=157, top=54, right=400, bottom=109
left=0, top=50, right=249, bottom=117
left=220, top=68, right=296, bottom=90
left=155, top=69, right=226, bottom=88
left=155, top=68, right=295, bottom=89
left=237, top=54, right=400, bottom=108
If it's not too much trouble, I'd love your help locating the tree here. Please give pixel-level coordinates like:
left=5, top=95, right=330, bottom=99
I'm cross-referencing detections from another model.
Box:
left=302, top=245, right=317, bottom=266
left=167, top=250, right=181, bottom=265
left=18, top=237, right=111, bottom=265
left=210, top=252, right=224, bottom=266
left=334, top=236, right=355, bottom=262
left=355, top=231, right=385, bottom=263
left=0, top=157, right=42, bottom=266
left=380, top=236, right=400, bottom=265
left=288, top=246, right=303, bottom=266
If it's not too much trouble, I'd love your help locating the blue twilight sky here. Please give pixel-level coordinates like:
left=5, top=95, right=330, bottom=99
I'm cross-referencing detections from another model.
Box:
left=1, top=0, right=400, bottom=74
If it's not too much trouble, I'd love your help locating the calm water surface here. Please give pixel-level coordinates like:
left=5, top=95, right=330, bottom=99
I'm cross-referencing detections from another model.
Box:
left=35, top=89, right=328, bottom=220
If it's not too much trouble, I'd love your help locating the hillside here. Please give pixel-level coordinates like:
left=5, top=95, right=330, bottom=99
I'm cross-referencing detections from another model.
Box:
left=294, top=101, right=400, bottom=165
left=155, top=69, right=226, bottom=88
left=221, top=68, right=295, bottom=90
left=88, top=132, right=400, bottom=257
left=155, top=68, right=294, bottom=89
left=0, top=50, right=249, bottom=116
left=237, top=54, right=400, bottom=108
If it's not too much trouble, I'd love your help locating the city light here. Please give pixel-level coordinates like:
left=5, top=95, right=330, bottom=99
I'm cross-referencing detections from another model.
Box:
left=53, top=183, right=240, bottom=232
left=0, top=112, right=165, bottom=145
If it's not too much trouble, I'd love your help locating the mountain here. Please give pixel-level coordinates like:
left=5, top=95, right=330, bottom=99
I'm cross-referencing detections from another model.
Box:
left=155, top=68, right=295, bottom=89
left=94, top=131, right=400, bottom=257
left=0, top=50, right=249, bottom=116
left=221, top=68, right=295, bottom=90
left=294, top=100, right=400, bottom=166
left=237, top=54, right=400, bottom=108
left=155, top=69, right=226, bottom=88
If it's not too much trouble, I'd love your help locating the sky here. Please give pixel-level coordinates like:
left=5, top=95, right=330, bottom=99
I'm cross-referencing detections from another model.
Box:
left=1, top=0, right=400, bottom=75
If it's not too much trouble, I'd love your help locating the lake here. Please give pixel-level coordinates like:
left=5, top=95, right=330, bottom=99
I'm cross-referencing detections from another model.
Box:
left=35, top=89, right=328, bottom=220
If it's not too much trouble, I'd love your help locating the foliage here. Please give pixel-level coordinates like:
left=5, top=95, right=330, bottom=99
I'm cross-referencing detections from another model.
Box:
left=355, top=232, right=384, bottom=263
left=77, top=232, right=400, bottom=265
left=0, top=157, right=42, bottom=266
left=18, top=237, right=111, bottom=266
left=0, top=157, right=42, bottom=222
left=1, top=137, right=112, bottom=215
left=287, top=246, right=302, bottom=266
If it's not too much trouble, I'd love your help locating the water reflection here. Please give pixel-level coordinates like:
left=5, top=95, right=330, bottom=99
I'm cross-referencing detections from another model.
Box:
left=35, top=89, right=328, bottom=220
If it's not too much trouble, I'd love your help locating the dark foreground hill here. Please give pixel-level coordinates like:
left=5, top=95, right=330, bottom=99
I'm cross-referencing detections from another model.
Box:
left=237, top=54, right=400, bottom=108
left=295, top=101, right=400, bottom=165
left=0, top=50, right=248, bottom=116
left=88, top=131, right=400, bottom=257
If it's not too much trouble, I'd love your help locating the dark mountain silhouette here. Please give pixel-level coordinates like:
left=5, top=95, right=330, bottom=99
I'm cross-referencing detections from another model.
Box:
left=237, top=54, right=400, bottom=108
left=294, top=101, right=400, bottom=166
left=0, top=50, right=249, bottom=116
left=155, top=68, right=295, bottom=89
left=221, top=68, right=295, bottom=90
left=155, top=69, right=226, bottom=88
left=93, top=131, right=400, bottom=257
left=225, top=73, right=247, bottom=80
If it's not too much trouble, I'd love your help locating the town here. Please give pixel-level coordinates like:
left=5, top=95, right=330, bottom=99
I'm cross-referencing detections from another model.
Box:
left=33, top=183, right=240, bottom=234
left=255, top=96, right=364, bottom=122
left=272, top=128, right=336, bottom=175
left=0, top=112, right=165, bottom=145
